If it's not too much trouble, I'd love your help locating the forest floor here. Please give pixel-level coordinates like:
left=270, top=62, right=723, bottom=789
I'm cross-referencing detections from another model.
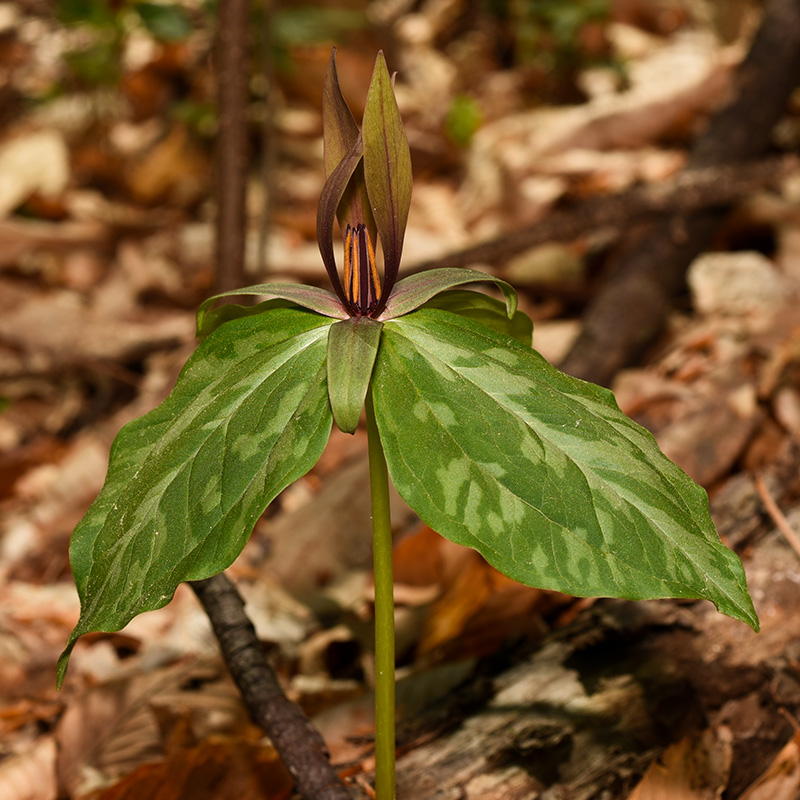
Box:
left=1, top=1, right=800, bottom=798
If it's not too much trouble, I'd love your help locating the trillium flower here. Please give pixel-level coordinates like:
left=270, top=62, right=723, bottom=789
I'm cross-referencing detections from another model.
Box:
left=196, top=49, right=519, bottom=433
left=312, top=50, right=517, bottom=323
left=317, top=48, right=410, bottom=319
left=197, top=50, right=516, bottom=329
left=58, top=47, right=758, bottom=700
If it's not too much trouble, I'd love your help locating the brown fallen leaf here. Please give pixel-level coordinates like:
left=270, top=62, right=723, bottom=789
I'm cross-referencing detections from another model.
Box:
left=738, top=730, right=800, bottom=800
left=625, top=725, right=733, bottom=800
left=0, top=735, right=58, bottom=800
left=124, top=123, right=210, bottom=208
left=261, top=456, right=415, bottom=612
left=656, top=380, right=763, bottom=487
left=0, top=218, right=110, bottom=269
left=0, top=130, right=69, bottom=217
left=0, top=279, right=194, bottom=376
left=393, top=524, right=444, bottom=589
left=55, top=659, right=249, bottom=798
left=394, top=526, right=560, bottom=660
left=88, top=735, right=293, bottom=800
left=416, top=550, right=492, bottom=657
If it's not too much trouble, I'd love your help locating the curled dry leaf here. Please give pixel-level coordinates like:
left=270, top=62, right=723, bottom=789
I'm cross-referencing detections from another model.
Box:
left=0, top=736, right=58, bottom=800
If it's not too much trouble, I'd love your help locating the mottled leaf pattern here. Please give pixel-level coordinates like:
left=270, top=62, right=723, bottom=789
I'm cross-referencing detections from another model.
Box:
left=420, top=290, right=533, bottom=345
left=371, top=309, right=758, bottom=630
left=58, top=308, right=335, bottom=685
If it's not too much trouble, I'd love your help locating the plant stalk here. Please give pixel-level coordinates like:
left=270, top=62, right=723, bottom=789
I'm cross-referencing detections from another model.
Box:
left=365, top=391, right=396, bottom=800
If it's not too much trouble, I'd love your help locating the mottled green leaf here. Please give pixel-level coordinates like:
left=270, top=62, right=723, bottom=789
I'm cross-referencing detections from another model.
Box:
left=327, top=317, right=383, bottom=434
left=58, top=308, right=335, bottom=686
left=421, top=290, right=533, bottom=345
left=381, top=268, right=517, bottom=320
left=371, top=309, right=758, bottom=630
left=362, top=52, right=412, bottom=309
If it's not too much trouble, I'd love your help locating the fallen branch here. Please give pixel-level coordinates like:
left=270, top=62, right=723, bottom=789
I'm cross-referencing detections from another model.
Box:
left=190, top=574, right=356, bottom=800
left=559, top=0, right=800, bottom=385
left=407, top=157, right=791, bottom=274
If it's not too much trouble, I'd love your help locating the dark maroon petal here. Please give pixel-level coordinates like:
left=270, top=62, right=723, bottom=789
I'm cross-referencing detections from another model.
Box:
left=316, top=134, right=364, bottom=314
left=323, top=49, right=377, bottom=245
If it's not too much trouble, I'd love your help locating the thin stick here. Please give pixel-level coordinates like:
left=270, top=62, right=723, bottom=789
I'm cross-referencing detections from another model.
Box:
left=190, top=574, right=354, bottom=800
left=214, top=0, right=250, bottom=294
left=365, top=392, right=396, bottom=800
left=754, top=473, right=800, bottom=562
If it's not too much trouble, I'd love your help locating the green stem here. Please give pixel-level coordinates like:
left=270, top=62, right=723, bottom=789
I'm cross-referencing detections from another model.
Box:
left=366, top=391, right=396, bottom=800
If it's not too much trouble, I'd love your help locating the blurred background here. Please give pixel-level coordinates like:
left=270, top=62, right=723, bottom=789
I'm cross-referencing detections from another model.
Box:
left=4, top=1, right=800, bottom=799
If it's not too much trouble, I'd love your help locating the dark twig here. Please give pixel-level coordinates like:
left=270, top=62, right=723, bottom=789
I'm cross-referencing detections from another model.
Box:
left=559, top=0, right=800, bottom=385
left=214, top=0, right=250, bottom=294
left=256, top=0, right=276, bottom=275
left=204, top=5, right=356, bottom=796
left=191, top=574, right=355, bottom=800
left=407, top=157, right=791, bottom=275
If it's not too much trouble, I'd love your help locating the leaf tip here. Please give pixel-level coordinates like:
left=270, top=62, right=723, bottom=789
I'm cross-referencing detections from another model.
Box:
left=56, top=639, right=76, bottom=690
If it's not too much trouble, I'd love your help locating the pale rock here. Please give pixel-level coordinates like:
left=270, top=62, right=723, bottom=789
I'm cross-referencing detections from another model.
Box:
left=688, top=251, right=791, bottom=315
left=0, top=130, right=69, bottom=217
left=504, top=243, right=585, bottom=286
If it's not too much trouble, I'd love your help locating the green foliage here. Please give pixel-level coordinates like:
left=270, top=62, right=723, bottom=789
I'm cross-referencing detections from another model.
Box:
left=133, top=1, right=193, bottom=41
left=272, top=7, right=368, bottom=75
left=372, top=309, right=757, bottom=628
left=444, top=94, right=483, bottom=147
left=60, top=283, right=758, bottom=686
left=420, top=290, right=532, bottom=345
left=63, top=38, right=122, bottom=87
left=273, top=7, right=367, bottom=47
left=58, top=308, right=334, bottom=686
left=57, top=0, right=197, bottom=90
left=57, top=0, right=119, bottom=28
left=488, top=0, right=613, bottom=73
left=327, top=317, right=383, bottom=434
left=60, top=49, right=758, bottom=697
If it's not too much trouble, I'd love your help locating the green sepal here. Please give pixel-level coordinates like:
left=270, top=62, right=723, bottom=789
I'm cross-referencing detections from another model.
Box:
left=58, top=307, right=336, bottom=687
left=421, top=289, right=533, bottom=346
left=371, top=308, right=759, bottom=631
left=197, top=283, right=346, bottom=339
left=362, top=51, right=412, bottom=312
left=380, top=268, right=518, bottom=320
left=327, top=316, right=383, bottom=434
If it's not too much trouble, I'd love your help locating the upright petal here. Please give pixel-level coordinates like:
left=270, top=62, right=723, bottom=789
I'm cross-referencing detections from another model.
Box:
left=322, top=49, right=377, bottom=243
left=317, top=135, right=365, bottom=314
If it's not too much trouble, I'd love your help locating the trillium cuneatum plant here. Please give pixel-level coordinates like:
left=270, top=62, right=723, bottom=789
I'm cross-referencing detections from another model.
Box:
left=59, top=50, right=757, bottom=798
